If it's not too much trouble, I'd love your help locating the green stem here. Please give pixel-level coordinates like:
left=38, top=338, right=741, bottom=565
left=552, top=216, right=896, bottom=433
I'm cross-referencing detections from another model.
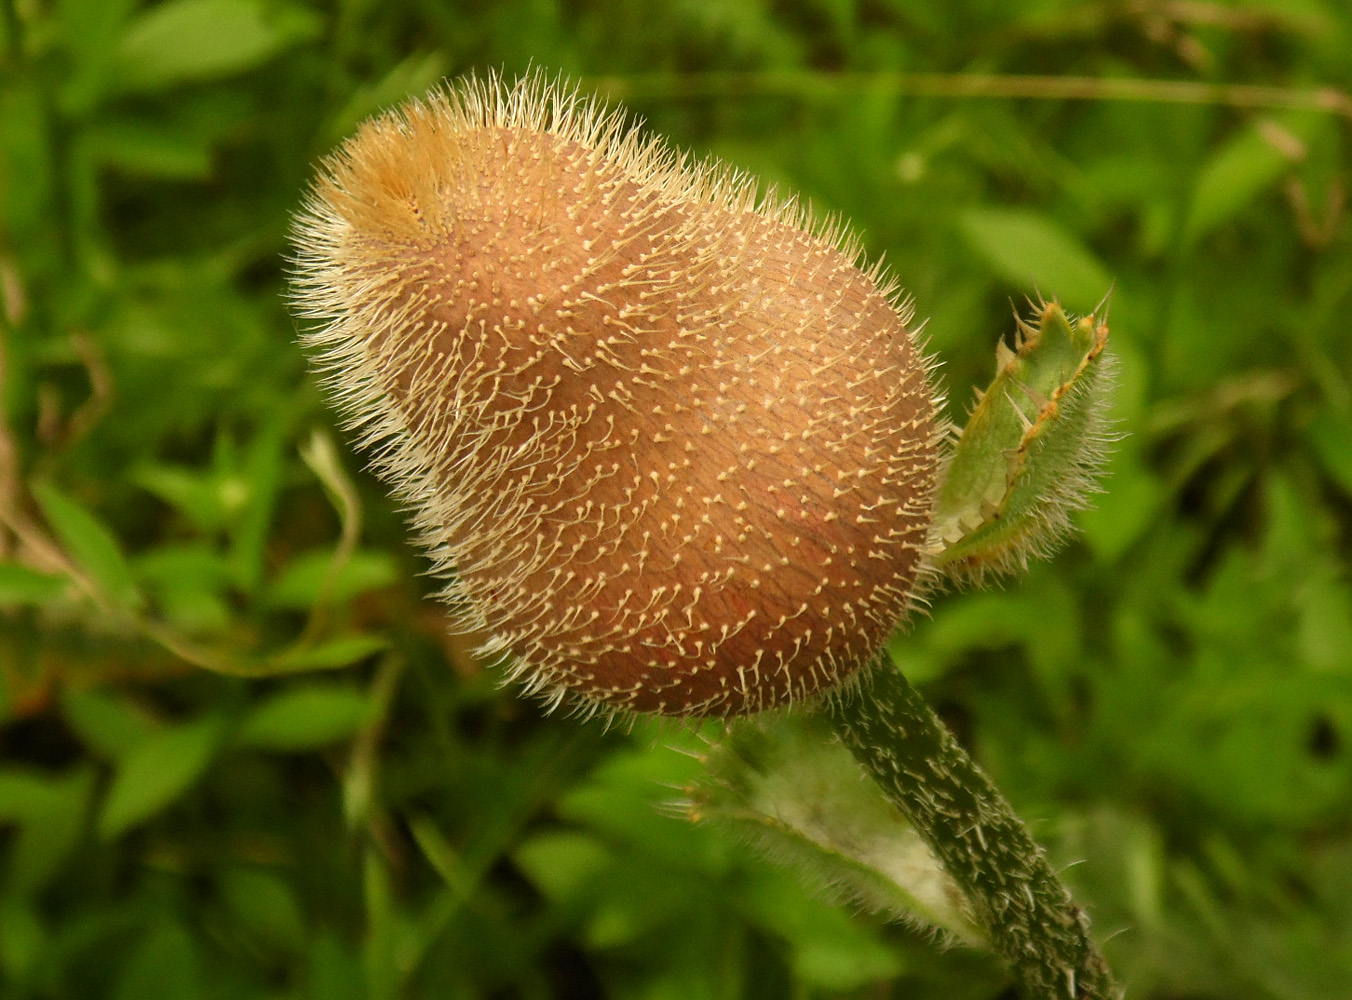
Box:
left=827, top=659, right=1117, bottom=1000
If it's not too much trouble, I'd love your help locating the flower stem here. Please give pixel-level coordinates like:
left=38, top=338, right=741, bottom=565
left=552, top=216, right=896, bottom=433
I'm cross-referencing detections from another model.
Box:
left=828, top=659, right=1118, bottom=999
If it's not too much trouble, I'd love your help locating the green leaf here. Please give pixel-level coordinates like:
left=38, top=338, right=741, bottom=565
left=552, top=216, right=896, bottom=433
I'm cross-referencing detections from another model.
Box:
left=514, top=831, right=614, bottom=902
left=134, top=463, right=234, bottom=532
left=1076, top=441, right=1164, bottom=564
left=960, top=207, right=1112, bottom=313
left=1183, top=117, right=1310, bottom=246
left=98, top=715, right=227, bottom=838
left=82, top=119, right=214, bottom=179
left=114, top=0, right=322, bottom=92
left=235, top=685, right=374, bottom=751
left=112, top=923, right=201, bottom=1000
left=307, top=933, right=365, bottom=1000
left=0, top=767, right=95, bottom=891
left=217, top=867, right=307, bottom=949
left=361, top=848, right=399, bottom=1000
left=267, top=635, right=389, bottom=672
left=0, top=768, right=75, bottom=820
left=266, top=549, right=398, bottom=609
left=61, top=687, right=161, bottom=760
left=0, top=563, right=68, bottom=606
left=1297, top=577, right=1352, bottom=672
left=557, top=734, right=718, bottom=873
left=320, top=50, right=449, bottom=149
left=0, top=75, right=54, bottom=245
left=52, top=0, right=138, bottom=114
left=136, top=543, right=234, bottom=635
left=1310, top=406, right=1352, bottom=498
left=741, top=870, right=904, bottom=990
left=229, top=416, right=287, bottom=594
left=0, top=898, right=46, bottom=988
left=33, top=483, right=143, bottom=611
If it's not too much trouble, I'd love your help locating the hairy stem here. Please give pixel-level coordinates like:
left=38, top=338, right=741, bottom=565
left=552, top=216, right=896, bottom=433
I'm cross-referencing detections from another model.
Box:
left=828, top=660, right=1117, bottom=1000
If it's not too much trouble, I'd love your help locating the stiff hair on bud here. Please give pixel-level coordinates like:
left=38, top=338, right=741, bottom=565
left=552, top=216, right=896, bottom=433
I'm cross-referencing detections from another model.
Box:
left=290, top=72, right=944, bottom=717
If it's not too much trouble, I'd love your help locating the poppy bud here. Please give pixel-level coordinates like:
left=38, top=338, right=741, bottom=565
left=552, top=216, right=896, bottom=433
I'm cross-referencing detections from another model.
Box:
left=290, top=73, right=942, bottom=716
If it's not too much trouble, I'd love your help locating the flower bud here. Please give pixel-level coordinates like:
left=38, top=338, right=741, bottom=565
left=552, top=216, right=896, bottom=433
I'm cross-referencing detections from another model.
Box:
left=290, top=74, right=942, bottom=716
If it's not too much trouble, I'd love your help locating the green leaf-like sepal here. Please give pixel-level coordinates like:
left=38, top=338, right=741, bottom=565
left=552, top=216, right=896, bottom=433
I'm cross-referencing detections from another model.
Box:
left=930, top=301, right=1115, bottom=583
left=685, top=713, right=985, bottom=946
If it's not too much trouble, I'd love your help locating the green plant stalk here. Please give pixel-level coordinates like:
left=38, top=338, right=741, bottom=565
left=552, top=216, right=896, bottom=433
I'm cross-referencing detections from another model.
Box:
left=828, top=660, right=1117, bottom=1000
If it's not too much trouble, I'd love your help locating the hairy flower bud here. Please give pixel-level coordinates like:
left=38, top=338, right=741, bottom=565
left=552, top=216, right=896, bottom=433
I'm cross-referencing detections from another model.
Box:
left=289, top=74, right=942, bottom=716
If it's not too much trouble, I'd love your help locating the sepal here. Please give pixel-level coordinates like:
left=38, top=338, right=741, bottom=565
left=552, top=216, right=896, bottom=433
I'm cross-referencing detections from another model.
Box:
left=930, top=300, right=1116, bottom=583
left=683, top=713, right=985, bottom=945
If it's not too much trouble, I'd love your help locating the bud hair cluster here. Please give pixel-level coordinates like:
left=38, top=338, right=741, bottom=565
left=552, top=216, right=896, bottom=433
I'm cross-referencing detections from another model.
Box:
left=290, top=73, right=943, bottom=717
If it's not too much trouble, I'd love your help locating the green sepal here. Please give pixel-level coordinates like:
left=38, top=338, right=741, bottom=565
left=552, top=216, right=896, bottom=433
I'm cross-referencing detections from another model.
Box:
left=931, top=300, right=1115, bottom=583
left=685, top=713, right=985, bottom=946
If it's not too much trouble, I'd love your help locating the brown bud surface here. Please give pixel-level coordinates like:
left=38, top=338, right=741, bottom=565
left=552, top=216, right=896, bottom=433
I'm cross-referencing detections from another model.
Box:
left=290, top=74, right=941, bottom=716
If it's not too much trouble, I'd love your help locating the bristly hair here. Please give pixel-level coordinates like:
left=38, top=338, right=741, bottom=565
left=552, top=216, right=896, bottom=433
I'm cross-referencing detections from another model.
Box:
left=289, top=70, right=946, bottom=719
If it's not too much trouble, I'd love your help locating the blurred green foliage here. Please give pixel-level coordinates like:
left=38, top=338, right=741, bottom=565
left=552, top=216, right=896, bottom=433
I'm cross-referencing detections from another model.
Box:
left=2, top=1, right=1351, bottom=997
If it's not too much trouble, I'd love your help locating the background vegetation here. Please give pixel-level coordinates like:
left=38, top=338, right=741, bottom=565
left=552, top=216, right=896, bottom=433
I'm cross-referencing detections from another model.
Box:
left=2, top=0, right=1351, bottom=997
